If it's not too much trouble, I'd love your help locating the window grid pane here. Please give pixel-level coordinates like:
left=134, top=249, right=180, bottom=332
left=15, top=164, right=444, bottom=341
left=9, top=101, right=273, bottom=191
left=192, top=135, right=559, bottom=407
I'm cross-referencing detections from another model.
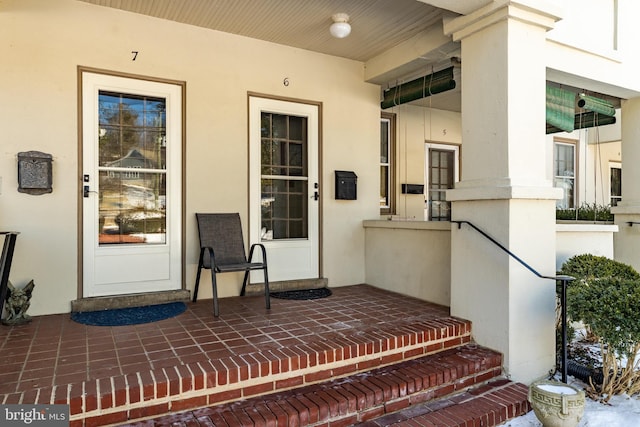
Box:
left=260, top=112, right=308, bottom=240
left=380, top=118, right=391, bottom=210
left=611, top=167, right=622, bottom=206
left=428, top=149, right=454, bottom=221
left=97, top=91, right=167, bottom=245
left=554, top=142, right=576, bottom=209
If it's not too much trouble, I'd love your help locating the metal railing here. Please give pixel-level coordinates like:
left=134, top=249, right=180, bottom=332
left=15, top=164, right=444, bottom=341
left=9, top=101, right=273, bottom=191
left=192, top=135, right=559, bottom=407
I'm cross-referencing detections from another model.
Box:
left=451, top=220, right=574, bottom=383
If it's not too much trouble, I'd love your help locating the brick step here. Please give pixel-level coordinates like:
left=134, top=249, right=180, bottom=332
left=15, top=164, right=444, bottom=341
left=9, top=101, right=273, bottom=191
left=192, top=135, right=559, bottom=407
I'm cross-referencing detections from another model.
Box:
left=72, top=309, right=472, bottom=426
left=356, top=379, right=531, bottom=427
left=123, top=343, right=506, bottom=426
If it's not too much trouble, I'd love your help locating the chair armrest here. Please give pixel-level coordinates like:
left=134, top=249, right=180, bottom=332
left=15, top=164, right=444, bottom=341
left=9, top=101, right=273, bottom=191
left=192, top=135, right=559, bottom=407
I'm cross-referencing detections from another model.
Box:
left=203, top=246, right=218, bottom=270
left=247, top=243, right=267, bottom=264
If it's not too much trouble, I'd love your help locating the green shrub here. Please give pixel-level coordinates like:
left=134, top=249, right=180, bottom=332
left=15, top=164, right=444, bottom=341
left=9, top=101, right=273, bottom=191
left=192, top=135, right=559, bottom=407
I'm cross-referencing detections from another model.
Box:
left=567, top=277, right=640, bottom=359
left=556, top=203, right=613, bottom=222
left=560, top=254, right=639, bottom=281
left=559, top=254, right=640, bottom=400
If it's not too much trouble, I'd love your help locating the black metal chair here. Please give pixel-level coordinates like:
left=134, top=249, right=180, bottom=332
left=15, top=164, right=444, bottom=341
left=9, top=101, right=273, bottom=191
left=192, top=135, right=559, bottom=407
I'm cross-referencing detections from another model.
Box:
left=193, top=213, right=270, bottom=316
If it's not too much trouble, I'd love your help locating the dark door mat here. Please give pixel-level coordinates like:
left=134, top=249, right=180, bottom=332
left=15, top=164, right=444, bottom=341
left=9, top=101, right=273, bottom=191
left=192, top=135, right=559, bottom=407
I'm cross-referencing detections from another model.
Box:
left=70, top=301, right=187, bottom=326
left=270, top=288, right=332, bottom=300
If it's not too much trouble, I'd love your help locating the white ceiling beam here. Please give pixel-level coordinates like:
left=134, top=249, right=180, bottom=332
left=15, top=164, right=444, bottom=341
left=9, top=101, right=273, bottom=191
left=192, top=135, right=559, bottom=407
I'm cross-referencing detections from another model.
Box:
left=364, top=21, right=457, bottom=84
left=416, top=0, right=494, bottom=15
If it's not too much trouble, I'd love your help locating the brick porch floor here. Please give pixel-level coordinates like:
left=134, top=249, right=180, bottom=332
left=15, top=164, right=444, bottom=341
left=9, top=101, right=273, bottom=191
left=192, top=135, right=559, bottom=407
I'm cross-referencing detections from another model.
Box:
left=0, top=284, right=522, bottom=426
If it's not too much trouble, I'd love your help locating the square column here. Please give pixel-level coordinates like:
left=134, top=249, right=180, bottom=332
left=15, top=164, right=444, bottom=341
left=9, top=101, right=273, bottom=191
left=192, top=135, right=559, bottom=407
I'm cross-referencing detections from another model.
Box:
left=444, top=1, right=562, bottom=383
left=612, top=97, right=640, bottom=271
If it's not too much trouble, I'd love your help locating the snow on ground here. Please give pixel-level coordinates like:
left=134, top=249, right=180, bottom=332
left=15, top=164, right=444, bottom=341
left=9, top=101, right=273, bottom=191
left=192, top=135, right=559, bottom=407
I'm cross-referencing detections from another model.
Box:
left=500, top=390, right=640, bottom=426
left=501, top=326, right=640, bottom=426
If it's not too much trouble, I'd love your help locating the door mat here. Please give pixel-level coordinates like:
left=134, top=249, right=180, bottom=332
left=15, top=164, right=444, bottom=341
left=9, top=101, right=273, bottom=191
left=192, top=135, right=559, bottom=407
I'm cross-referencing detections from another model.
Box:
left=270, top=288, right=332, bottom=300
left=70, top=301, right=187, bottom=326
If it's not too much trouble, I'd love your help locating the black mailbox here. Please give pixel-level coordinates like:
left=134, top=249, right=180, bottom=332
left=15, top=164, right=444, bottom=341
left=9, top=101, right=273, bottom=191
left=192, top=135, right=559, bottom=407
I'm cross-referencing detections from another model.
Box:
left=335, top=170, right=357, bottom=200
left=402, top=184, right=424, bottom=194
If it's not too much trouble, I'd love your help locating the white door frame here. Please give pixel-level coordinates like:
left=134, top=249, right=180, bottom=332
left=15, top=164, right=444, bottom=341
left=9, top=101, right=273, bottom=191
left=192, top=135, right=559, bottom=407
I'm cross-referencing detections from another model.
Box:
left=81, top=70, right=184, bottom=297
left=248, top=96, right=320, bottom=282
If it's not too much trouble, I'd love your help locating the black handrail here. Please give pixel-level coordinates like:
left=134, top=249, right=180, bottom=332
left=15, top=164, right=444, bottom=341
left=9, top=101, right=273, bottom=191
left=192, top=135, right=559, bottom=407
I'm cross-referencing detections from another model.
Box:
left=451, top=220, right=574, bottom=383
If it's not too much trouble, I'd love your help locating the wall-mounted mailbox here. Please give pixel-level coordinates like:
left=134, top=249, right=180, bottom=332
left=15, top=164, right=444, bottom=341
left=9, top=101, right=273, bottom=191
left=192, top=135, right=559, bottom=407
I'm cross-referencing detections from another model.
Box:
left=401, top=184, right=424, bottom=194
left=17, top=151, right=53, bottom=195
left=335, top=170, right=357, bottom=200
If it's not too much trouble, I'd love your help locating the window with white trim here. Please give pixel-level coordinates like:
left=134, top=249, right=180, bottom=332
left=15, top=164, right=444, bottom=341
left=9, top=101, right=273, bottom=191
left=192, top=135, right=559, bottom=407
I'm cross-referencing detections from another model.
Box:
left=554, top=140, right=576, bottom=209
left=610, top=163, right=621, bottom=206
left=380, top=112, right=395, bottom=215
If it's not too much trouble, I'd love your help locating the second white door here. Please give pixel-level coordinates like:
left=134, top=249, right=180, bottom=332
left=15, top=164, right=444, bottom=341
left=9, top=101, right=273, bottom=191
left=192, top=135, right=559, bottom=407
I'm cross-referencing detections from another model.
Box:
left=249, top=97, right=319, bottom=282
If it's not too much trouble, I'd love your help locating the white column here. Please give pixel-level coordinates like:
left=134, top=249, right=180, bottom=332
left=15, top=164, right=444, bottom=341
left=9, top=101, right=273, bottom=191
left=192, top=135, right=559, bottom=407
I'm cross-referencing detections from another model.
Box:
left=444, top=1, right=562, bottom=383
left=612, top=98, right=640, bottom=271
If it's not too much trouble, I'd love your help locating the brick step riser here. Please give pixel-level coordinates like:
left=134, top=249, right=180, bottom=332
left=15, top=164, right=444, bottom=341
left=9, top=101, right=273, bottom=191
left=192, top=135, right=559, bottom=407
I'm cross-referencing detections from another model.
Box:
left=127, top=344, right=505, bottom=427
left=356, top=380, right=532, bottom=427
left=72, top=323, right=474, bottom=426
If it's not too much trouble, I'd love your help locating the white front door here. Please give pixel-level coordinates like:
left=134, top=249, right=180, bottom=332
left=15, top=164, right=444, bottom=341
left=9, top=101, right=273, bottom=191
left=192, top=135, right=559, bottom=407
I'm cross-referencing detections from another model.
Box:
left=81, top=71, right=183, bottom=297
left=424, top=142, right=459, bottom=221
left=249, top=97, right=320, bottom=282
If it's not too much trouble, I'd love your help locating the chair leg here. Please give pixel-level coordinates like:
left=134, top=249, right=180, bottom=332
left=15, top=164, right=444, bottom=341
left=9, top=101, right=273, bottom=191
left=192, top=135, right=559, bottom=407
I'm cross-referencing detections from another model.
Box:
left=211, top=270, right=219, bottom=317
left=193, top=249, right=204, bottom=302
left=240, top=270, right=250, bottom=296
left=263, top=267, right=270, bottom=310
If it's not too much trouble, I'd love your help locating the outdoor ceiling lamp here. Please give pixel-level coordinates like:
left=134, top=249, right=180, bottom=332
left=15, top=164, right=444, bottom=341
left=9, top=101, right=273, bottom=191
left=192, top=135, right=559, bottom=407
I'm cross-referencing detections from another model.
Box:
left=330, top=13, right=351, bottom=38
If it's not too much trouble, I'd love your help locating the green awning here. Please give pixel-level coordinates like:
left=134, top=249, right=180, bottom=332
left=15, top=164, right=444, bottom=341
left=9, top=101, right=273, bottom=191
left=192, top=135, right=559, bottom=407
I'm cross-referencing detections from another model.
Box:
left=577, top=93, right=616, bottom=116
left=546, top=111, right=616, bottom=134
left=381, top=67, right=456, bottom=109
left=546, top=86, right=576, bottom=133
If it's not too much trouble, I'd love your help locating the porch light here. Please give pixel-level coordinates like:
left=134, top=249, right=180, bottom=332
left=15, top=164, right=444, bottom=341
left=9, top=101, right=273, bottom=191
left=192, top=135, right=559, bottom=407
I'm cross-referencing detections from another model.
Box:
left=330, top=13, right=351, bottom=38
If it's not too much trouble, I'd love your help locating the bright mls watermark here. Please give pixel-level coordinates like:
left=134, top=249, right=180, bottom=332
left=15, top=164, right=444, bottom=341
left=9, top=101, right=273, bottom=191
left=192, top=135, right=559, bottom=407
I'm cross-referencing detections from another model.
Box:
left=1, top=405, right=69, bottom=426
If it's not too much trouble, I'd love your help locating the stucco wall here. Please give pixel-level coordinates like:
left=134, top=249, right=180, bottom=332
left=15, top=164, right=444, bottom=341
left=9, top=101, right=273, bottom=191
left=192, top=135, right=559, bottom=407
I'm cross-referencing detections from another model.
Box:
left=0, top=0, right=380, bottom=315
left=363, top=220, right=451, bottom=306
left=556, top=223, right=617, bottom=271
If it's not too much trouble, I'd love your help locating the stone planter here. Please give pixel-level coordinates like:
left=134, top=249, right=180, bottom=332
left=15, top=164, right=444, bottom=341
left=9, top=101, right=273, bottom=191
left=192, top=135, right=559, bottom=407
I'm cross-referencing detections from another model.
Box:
left=528, top=380, right=585, bottom=427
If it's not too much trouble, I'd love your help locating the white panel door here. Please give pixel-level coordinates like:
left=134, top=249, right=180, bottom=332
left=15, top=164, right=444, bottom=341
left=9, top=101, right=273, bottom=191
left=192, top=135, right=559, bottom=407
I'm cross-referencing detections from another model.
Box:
left=82, top=72, right=182, bottom=297
left=249, top=97, right=319, bottom=282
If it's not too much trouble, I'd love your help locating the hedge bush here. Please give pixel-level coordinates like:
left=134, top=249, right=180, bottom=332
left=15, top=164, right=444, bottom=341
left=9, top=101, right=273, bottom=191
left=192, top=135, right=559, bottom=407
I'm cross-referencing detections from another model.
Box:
left=556, top=203, right=614, bottom=222
left=559, top=254, right=640, bottom=400
left=560, top=254, right=639, bottom=281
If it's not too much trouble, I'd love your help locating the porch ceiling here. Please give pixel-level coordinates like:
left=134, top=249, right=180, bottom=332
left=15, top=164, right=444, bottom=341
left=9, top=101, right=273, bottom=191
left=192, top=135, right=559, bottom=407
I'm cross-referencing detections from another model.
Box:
left=76, top=1, right=623, bottom=115
left=76, top=0, right=478, bottom=110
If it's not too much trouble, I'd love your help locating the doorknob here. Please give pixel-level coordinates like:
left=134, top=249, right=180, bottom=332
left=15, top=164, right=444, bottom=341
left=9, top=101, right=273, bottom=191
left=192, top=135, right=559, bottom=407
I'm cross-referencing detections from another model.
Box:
left=312, top=191, right=320, bottom=201
left=82, top=174, right=95, bottom=198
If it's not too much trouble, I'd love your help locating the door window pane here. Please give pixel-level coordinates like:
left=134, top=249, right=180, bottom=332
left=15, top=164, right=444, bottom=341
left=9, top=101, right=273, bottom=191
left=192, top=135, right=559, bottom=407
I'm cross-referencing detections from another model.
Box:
left=428, top=149, right=454, bottom=221
left=98, top=171, right=166, bottom=244
left=97, top=91, right=167, bottom=245
left=260, top=112, right=308, bottom=240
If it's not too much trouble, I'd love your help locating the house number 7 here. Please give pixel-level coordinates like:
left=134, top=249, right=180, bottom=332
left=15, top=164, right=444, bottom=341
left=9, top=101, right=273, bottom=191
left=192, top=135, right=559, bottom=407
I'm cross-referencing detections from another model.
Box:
left=131, top=51, right=139, bottom=61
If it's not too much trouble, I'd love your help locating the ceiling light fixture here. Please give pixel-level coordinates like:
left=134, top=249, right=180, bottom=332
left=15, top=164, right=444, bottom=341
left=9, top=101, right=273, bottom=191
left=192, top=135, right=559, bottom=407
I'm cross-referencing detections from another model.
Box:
left=330, top=13, right=351, bottom=38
